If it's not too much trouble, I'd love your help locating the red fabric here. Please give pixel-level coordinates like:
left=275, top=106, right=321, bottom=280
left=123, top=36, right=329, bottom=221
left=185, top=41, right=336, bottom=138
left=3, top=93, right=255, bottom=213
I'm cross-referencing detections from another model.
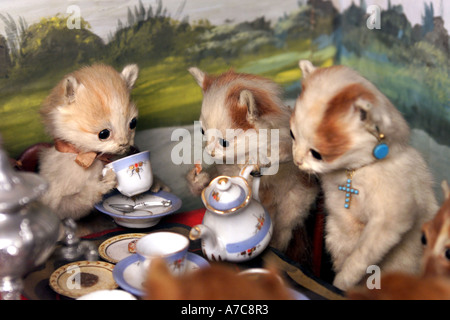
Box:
left=312, top=213, right=324, bottom=277
left=82, top=227, right=126, bottom=239
left=79, top=209, right=206, bottom=241
left=164, top=208, right=206, bottom=227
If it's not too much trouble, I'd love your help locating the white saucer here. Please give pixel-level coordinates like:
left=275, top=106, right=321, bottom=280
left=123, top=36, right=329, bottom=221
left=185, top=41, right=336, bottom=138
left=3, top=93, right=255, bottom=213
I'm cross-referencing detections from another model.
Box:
left=98, top=233, right=147, bottom=263
left=95, top=190, right=182, bottom=228
left=113, top=252, right=209, bottom=297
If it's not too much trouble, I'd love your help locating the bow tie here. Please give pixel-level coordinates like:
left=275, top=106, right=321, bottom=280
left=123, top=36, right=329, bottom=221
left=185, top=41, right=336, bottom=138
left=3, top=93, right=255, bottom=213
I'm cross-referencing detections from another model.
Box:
left=54, top=139, right=113, bottom=169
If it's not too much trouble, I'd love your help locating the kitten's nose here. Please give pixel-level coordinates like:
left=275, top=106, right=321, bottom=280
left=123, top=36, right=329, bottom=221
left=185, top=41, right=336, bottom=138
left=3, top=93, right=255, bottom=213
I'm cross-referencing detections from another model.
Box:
left=118, top=143, right=130, bottom=154
left=295, top=159, right=303, bottom=167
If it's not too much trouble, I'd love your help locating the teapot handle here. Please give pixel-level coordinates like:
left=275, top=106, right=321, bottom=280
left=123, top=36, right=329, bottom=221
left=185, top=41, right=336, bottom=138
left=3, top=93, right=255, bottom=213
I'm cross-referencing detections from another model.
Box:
left=239, top=164, right=261, bottom=202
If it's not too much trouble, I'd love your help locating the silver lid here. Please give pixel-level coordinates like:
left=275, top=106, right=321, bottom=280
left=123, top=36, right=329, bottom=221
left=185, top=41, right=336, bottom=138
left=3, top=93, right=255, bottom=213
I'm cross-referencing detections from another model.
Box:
left=0, top=148, right=48, bottom=212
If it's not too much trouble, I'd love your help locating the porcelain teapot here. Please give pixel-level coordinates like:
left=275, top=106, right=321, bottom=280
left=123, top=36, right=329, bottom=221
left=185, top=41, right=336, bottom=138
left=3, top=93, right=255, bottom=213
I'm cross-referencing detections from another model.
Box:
left=189, top=165, right=272, bottom=262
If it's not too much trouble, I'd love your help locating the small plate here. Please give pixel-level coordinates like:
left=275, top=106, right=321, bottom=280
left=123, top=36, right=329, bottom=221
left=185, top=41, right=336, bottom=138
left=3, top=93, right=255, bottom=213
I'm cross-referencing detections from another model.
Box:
left=49, top=261, right=118, bottom=299
left=95, top=190, right=182, bottom=228
left=98, top=233, right=147, bottom=264
left=113, top=252, right=209, bottom=297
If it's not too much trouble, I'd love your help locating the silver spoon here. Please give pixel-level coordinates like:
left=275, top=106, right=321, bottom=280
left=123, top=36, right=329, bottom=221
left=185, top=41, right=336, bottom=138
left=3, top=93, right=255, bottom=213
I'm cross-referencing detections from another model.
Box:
left=108, top=200, right=172, bottom=213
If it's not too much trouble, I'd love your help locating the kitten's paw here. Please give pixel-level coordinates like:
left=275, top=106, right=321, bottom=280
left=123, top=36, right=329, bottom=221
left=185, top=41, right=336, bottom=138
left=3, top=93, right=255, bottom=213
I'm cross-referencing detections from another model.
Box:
left=186, top=166, right=210, bottom=196
left=150, top=176, right=171, bottom=193
left=100, top=169, right=117, bottom=193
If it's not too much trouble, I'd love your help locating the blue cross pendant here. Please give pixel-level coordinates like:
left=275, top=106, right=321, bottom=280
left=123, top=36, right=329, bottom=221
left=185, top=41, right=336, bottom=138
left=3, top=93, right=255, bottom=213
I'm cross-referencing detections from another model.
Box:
left=338, top=170, right=359, bottom=209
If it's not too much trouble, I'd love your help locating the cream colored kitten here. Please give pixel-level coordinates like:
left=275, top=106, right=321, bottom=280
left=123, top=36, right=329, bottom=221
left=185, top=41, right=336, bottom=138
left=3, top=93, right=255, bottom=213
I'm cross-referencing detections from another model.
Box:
left=39, top=64, right=140, bottom=220
left=186, top=68, right=319, bottom=261
left=290, top=60, right=438, bottom=290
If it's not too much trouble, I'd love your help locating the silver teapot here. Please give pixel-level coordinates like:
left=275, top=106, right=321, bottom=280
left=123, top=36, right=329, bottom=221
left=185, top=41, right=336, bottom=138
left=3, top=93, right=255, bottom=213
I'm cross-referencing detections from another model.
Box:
left=0, top=145, right=60, bottom=300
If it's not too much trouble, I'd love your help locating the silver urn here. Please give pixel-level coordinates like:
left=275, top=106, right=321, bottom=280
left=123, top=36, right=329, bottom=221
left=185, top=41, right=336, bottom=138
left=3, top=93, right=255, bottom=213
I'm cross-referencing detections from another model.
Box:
left=0, top=145, right=60, bottom=300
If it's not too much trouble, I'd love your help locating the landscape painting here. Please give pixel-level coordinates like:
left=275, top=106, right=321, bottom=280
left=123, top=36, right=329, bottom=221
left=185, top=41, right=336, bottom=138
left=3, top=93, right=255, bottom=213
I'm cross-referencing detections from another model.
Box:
left=0, top=0, right=448, bottom=200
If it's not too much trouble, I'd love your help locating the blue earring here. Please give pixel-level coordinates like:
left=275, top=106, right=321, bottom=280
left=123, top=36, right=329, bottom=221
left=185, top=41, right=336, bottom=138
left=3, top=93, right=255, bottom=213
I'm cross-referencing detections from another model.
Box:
left=373, top=131, right=389, bottom=160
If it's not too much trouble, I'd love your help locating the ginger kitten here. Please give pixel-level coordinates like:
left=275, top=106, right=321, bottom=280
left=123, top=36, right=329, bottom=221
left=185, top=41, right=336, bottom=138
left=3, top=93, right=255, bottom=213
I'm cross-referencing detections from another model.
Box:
left=290, top=60, right=438, bottom=290
left=186, top=68, right=318, bottom=261
left=39, top=64, right=139, bottom=220
left=145, top=258, right=293, bottom=300
left=421, top=181, right=450, bottom=277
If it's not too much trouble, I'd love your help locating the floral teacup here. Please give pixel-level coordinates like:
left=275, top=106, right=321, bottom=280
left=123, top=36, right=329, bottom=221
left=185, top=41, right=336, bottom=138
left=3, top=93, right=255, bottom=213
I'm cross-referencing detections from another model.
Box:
left=103, top=150, right=153, bottom=197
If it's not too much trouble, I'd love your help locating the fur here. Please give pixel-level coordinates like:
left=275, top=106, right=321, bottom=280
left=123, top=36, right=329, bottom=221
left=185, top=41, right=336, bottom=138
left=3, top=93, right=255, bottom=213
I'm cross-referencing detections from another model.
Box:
left=39, top=64, right=140, bottom=220
left=144, top=258, right=293, bottom=300
left=347, top=272, right=450, bottom=300
left=290, top=60, right=438, bottom=290
left=186, top=67, right=319, bottom=259
left=421, top=181, right=450, bottom=277
left=347, top=182, right=450, bottom=299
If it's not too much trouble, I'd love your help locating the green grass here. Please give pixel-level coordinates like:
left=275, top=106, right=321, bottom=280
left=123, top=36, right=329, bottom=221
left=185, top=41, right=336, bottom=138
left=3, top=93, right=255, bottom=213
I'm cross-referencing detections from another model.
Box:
left=341, top=54, right=450, bottom=145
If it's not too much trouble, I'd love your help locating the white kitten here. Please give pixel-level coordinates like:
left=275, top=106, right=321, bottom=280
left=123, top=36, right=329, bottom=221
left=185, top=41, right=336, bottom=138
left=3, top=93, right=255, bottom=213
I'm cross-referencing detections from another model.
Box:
left=186, top=68, right=319, bottom=262
left=290, top=60, right=438, bottom=290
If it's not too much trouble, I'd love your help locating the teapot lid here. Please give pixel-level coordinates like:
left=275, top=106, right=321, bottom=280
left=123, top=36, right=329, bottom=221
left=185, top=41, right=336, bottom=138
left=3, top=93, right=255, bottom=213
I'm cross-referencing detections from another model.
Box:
left=203, top=176, right=251, bottom=214
left=0, top=148, right=48, bottom=212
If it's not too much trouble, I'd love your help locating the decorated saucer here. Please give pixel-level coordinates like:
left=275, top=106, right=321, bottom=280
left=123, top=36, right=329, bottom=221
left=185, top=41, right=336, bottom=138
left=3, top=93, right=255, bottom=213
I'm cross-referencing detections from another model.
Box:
left=98, top=233, right=147, bottom=263
left=49, top=261, right=118, bottom=299
left=113, top=252, right=209, bottom=297
left=95, top=190, right=182, bottom=228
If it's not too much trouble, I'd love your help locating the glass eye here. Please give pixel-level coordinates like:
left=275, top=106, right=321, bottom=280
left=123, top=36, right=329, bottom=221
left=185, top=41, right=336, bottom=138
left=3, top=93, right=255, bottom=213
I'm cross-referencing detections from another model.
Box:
left=310, top=149, right=322, bottom=160
left=219, top=138, right=229, bottom=148
left=290, top=130, right=295, bottom=140
left=129, top=117, right=137, bottom=130
left=98, top=129, right=110, bottom=140
left=421, top=233, right=427, bottom=246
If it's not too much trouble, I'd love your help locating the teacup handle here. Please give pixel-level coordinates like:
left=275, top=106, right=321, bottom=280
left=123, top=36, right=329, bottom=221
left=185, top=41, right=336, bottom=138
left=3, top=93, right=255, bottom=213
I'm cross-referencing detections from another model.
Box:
left=102, top=164, right=113, bottom=177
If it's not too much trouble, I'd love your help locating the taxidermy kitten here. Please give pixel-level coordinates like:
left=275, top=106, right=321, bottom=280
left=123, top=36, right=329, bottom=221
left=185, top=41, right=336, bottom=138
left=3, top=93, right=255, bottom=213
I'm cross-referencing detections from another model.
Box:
left=186, top=67, right=319, bottom=258
left=145, top=258, right=293, bottom=300
left=421, top=180, right=450, bottom=277
left=290, top=60, right=438, bottom=290
left=39, top=63, right=140, bottom=220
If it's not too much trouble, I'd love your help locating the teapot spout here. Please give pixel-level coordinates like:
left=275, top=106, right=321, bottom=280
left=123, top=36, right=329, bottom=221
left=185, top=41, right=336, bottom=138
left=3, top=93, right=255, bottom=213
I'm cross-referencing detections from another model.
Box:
left=189, top=224, right=215, bottom=242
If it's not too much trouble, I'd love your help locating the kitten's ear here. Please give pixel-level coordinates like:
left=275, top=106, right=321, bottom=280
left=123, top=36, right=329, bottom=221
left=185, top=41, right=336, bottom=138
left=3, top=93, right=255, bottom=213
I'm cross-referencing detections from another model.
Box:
left=188, top=67, right=205, bottom=87
left=353, top=96, right=392, bottom=133
left=299, top=60, right=316, bottom=79
left=240, top=90, right=257, bottom=123
left=353, top=97, right=372, bottom=122
left=64, top=76, right=79, bottom=104
left=121, top=64, right=139, bottom=90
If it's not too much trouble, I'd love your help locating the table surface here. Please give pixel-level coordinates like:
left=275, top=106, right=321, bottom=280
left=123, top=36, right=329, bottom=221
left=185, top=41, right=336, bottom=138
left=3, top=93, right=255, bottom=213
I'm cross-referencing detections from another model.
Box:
left=22, top=208, right=345, bottom=300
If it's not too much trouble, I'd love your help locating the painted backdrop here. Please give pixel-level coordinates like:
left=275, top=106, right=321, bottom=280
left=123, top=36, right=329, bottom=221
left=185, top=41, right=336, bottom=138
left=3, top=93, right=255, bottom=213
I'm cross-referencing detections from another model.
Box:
left=0, top=0, right=449, bottom=200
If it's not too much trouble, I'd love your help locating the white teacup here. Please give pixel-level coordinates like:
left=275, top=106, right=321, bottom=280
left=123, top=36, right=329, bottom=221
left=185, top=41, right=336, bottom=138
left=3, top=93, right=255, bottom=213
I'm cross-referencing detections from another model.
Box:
left=103, top=150, right=153, bottom=197
left=136, top=232, right=189, bottom=278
